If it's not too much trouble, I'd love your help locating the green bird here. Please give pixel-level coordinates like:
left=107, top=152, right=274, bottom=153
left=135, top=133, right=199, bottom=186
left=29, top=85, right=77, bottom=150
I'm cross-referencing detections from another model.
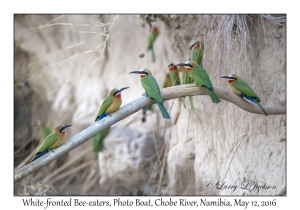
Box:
left=190, top=41, right=204, bottom=65
left=221, top=74, right=268, bottom=116
left=176, top=61, right=221, bottom=104
left=180, top=61, right=195, bottom=109
left=93, top=87, right=129, bottom=158
left=14, top=79, right=24, bottom=90
left=92, top=127, right=110, bottom=159
left=30, top=124, right=73, bottom=163
left=182, top=69, right=195, bottom=109
left=95, top=87, right=130, bottom=121
left=168, top=63, right=189, bottom=108
left=130, top=68, right=171, bottom=119
left=184, top=41, right=204, bottom=109
left=141, top=73, right=172, bottom=122
left=37, top=121, right=51, bottom=139
left=147, top=27, right=159, bottom=62
left=168, top=63, right=180, bottom=86
left=163, top=72, right=173, bottom=88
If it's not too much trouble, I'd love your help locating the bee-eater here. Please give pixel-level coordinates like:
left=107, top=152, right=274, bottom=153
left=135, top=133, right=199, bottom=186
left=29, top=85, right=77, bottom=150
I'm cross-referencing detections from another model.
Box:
left=142, top=73, right=172, bottom=122
left=92, top=127, right=110, bottom=158
left=163, top=72, right=173, bottom=88
left=168, top=63, right=180, bottom=86
left=221, top=74, right=268, bottom=116
left=168, top=63, right=189, bottom=108
left=130, top=68, right=171, bottom=119
left=30, top=124, right=72, bottom=163
left=95, top=87, right=130, bottom=121
left=176, top=61, right=221, bottom=104
left=176, top=60, right=195, bottom=109
left=14, top=79, right=24, bottom=90
left=93, top=87, right=129, bottom=157
left=190, top=41, right=204, bottom=65
left=147, top=27, right=159, bottom=62
left=37, top=121, right=51, bottom=139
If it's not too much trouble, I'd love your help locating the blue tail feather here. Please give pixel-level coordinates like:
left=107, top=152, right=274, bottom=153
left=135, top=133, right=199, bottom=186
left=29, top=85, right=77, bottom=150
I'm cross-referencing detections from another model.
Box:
left=240, top=93, right=255, bottom=102
left=95, top=113, right=108, bottom=122
left=30, top=150, right=49, bottom=163
left=240, top=93, right=268, bottom=116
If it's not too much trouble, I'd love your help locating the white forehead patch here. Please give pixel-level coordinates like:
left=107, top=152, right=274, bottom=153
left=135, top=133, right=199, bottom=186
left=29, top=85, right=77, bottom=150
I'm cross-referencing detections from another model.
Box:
left=228, top=74, right=234, bottom=77
left=140, top=68, right=147, bottom=72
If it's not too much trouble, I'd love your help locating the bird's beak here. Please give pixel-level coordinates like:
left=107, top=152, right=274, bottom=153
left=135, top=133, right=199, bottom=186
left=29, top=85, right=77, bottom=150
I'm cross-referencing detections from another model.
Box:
left=168, top=63, right=174, bottom=68
left=220, top=76, right=234, bottom=79
left=60, top=124, right=73, bottom=132
left=129, top=70, right=148, bottom=75
left=176, top=63, right=193, bottom=68
left=129, top=71, right=140, bottom=74
left=115, top=87, right=130, bottom=95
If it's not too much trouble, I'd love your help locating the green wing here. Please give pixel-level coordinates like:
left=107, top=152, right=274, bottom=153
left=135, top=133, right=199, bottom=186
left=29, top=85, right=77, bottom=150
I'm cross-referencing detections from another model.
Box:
left=190, top=65, right=213, bottom=89
left=191, top=48, right=203, bottom=65
left=232, top=79, right=260, bottom=100
left=95, top=96, right=113, bottom=120
left=93, top=127, right=110, bottom=156
left=41, top=126, right=51, bottom=139
left=170, top=69, right=180, bottom=85
left=36, top=133, right=58, bottom=153
left=182, top=70, right=193, bottom=84
left=141, top=75, right=162, bottom=102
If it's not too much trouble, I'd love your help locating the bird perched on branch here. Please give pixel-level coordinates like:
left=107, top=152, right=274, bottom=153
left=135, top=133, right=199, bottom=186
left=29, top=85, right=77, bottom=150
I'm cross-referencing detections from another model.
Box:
left=130, top=68, right=170, bottom=119
left=147, top=27, right=159, bottom=62
left=95, top=87, right=130, bottom=121
left=36, top=121, right=51, bottom=139
left=141, top=73, right=172, bottom=122
left=183, top=41, right=204, bottom=109
left=93, top=87, right=129, bottom=158
left=176, top=61, right=221, bottom=104
left=30, top=124, right=72, bottom=163
left=168, top=63, right=190, bottom=108
left=163, top=72, right=173, bottom=88
left=168, top=63, right=180, bottom=86
left=221, top=74, right=268, bottom=116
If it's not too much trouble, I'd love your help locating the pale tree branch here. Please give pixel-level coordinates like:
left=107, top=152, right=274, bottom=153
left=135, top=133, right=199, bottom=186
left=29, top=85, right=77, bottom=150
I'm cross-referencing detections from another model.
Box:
left=14, top=84, right=286, bottom=182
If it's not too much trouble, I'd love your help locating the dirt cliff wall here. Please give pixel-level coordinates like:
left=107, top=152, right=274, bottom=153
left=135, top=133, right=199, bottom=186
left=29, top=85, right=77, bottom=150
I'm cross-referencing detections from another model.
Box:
left=14, top=14, right=286, bottom=195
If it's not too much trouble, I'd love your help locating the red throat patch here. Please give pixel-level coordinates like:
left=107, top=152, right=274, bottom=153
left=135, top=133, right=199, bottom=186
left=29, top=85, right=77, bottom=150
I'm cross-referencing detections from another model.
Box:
left=140, top=74, right=146, bottom=78
left=61, top=131, right=65, bottom=135
left=168, top=66, right=175, bottom=71
left=193, top=43, right=200, bottom=49
left=186, top=67, right=191, bottom=72
left=228, top=79, right=234, bottom=83
left=115, top=93, right=121, bottom=98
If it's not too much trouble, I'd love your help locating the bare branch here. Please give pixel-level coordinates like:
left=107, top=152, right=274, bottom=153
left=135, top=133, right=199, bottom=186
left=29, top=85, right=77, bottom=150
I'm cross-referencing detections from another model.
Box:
left=14, top=84, right=285, bottom=182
